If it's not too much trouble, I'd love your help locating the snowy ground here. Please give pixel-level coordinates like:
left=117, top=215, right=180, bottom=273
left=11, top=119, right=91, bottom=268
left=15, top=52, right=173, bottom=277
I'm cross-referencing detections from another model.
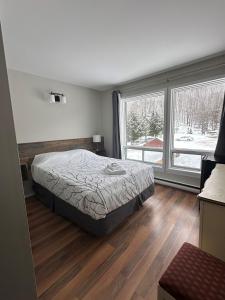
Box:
left=174, top=133, right=217, bottom=151
left=126, top=132, right=217, bottom=169
left=173, top=153, right=201, bottom=169
left=126, top=149, right=163, bottom=164
left=128, top=133, right=217, bottom=151
left=126, top=148, right=201, bottom=169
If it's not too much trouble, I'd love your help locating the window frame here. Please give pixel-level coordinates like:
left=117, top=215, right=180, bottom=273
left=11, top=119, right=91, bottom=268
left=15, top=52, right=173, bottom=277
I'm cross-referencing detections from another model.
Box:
left=120, top=75, right=225, bottom=176
left=120, top=89, right=166, bottom=170
left=124, top=146, right=164, bottom=167
left=168, top=77, right=225, bottom=173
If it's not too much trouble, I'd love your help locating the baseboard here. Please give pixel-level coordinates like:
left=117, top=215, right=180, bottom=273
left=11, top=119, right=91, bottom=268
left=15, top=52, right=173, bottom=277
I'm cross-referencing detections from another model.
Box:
left=24, top=192, right=35, bottom=198
left=155, top=178, right=200, bottom=194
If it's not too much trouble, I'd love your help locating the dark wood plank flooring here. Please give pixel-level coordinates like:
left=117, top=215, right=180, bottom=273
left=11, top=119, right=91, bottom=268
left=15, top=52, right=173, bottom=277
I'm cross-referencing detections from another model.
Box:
left=26, top=184, right=199, bottom=300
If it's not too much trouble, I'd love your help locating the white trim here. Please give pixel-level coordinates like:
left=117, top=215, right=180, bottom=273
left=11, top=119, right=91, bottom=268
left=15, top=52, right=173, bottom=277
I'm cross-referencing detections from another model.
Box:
left=120, top=89, right=165, bottom=101
left=125, top=157, right=163, bottom=169
left=171, top=149, right=213, bottom=155
left=124, top=146, right=163, bottom=152
left=165, top=87, right=173, bottom=170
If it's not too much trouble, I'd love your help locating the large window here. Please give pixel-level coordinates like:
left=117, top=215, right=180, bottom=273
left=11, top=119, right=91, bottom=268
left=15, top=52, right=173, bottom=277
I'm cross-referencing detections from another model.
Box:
left=122, top=91, right=165, bottom=166
left=171, top=78, right=225, bottom=170
left=121, top=77, right=225, bottom=174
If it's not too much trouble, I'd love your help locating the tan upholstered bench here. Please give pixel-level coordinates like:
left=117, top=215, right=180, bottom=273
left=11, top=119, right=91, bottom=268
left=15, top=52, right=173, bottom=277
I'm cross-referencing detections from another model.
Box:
left=158, top=242, right=225, bottom=300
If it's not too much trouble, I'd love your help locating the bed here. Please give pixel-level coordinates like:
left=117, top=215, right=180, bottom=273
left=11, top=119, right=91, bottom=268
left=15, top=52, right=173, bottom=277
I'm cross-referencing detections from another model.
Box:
left=31, top=149, right=154, bottom=236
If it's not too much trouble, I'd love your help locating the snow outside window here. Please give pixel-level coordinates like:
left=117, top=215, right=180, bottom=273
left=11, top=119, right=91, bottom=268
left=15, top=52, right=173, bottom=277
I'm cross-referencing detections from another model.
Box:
left=121, top=91, right=165, bottom=166
left=171, top=78, right=225, bottom=170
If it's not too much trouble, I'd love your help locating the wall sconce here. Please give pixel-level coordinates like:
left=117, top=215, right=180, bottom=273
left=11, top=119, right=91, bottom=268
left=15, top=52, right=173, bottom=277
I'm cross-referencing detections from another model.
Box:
left=49, top=92, right=67, bottom=104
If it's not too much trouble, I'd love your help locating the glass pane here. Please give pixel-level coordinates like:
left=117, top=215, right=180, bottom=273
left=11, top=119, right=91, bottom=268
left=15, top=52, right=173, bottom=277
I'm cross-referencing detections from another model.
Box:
left=126, top=149, right=142, bottom=161
left=126, top=92, right=164, bottom=149
left=173, top=153, right=201, bottom=169
left=172, top=78, right=225, bottom=151
left=144, top=151, right=163, bottom=165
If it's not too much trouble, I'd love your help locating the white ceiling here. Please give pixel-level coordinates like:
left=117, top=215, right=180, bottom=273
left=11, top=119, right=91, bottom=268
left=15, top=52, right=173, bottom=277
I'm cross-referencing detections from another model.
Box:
left=1, top=0, right=225, bottom=91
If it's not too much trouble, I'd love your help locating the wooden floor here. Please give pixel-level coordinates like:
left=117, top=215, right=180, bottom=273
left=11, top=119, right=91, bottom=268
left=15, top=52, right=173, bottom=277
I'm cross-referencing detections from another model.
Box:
left=26, top=184, right=199, bottom=300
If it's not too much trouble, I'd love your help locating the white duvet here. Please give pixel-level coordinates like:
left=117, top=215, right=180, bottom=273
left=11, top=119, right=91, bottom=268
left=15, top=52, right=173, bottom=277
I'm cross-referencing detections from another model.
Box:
left=32, top=149, right=154, bottom=220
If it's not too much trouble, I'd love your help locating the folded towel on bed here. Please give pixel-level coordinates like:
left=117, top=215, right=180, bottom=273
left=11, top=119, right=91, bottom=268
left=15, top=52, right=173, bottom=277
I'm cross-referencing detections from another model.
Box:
left=104, top=163, right=126, bottom=175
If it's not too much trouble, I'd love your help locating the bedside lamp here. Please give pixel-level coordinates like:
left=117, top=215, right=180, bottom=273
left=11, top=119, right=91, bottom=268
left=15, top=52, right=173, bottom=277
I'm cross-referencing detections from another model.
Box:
left=93, top=135, right=101, bottom=151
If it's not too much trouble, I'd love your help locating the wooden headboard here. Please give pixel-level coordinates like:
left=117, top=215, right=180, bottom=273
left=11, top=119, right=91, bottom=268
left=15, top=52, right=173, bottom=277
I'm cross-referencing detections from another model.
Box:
left=18, top=137, right=104, bottom=166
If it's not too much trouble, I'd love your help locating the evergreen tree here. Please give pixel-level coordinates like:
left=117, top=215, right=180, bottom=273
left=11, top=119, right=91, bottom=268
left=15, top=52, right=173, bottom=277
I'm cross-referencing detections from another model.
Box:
left=146, top=112, right=163, bottom=137
left=127, top=111, right=146, bottom=143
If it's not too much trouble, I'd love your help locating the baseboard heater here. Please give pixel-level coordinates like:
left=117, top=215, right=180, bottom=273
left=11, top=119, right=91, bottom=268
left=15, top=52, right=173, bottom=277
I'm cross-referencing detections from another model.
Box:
left=155, top=177, right=200, bottom=193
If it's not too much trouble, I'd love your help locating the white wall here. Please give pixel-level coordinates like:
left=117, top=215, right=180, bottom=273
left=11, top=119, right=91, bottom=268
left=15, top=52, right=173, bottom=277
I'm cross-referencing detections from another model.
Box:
left=8, top=69, right=102, bottom=143
left=8, top=69, right=102, bottom=197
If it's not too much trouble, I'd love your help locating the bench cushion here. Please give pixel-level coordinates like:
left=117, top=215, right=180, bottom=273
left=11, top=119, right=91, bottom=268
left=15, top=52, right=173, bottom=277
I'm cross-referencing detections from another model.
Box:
left=159, top=242, right=225, bottom=300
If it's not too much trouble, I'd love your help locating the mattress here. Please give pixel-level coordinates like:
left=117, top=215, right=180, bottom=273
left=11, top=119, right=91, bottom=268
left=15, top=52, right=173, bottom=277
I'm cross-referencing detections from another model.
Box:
left=32, top=149, right=154, bottom=220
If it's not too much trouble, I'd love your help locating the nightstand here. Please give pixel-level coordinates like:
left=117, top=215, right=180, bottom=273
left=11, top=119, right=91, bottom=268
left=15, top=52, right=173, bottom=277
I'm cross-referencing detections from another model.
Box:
left=20, top=158, right=29, bottom=181
left=95, top=149, right=107, bottom=156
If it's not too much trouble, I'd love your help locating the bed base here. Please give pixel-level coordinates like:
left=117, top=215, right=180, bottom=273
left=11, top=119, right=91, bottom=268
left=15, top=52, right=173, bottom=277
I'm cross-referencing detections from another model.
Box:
left=33, top=182, right=154, bottom=236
